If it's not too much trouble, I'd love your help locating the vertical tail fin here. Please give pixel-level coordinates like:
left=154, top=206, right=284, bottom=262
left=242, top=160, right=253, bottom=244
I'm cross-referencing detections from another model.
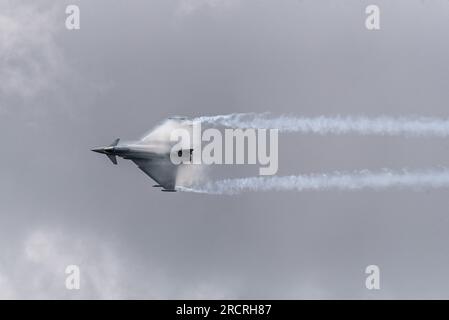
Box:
left=109, top=138, right=120, bottom=147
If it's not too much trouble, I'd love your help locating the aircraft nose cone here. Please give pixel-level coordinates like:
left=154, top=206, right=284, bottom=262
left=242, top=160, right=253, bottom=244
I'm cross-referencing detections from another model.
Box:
left=91, top=147, right=106, bottom=154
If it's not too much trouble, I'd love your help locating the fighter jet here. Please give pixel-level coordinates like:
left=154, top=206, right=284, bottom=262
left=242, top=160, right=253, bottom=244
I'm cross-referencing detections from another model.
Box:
left=91, top=118, right=194, bottom=192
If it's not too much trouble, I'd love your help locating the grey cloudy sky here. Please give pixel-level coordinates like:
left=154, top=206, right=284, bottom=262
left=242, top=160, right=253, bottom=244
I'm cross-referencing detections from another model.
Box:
left=1, top=0, right=449, bottom=299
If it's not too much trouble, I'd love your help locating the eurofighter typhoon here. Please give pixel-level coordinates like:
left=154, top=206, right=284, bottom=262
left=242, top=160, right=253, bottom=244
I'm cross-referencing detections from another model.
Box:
left=91, top=117, right=194, bottom=192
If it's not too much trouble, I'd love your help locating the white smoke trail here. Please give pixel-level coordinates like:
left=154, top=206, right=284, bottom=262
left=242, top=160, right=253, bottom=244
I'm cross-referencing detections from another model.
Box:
left=193, top=113, right=449, bottom=137
left=177, top=169, right=449, bottom=195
